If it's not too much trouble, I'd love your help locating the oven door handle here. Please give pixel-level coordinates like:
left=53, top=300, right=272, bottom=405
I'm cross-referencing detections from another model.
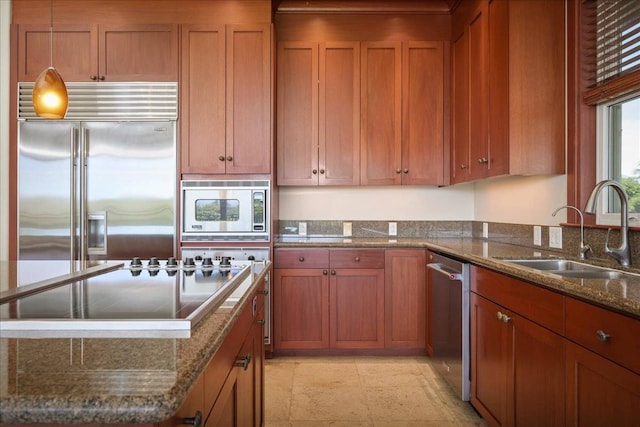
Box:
left=427, top=263, right=463, bottom=281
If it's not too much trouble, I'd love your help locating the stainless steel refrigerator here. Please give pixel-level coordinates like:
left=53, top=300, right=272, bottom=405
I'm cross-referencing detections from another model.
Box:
left=18, top=120, right=176, bottom=261
left=17, top=82, right=178, bottom=261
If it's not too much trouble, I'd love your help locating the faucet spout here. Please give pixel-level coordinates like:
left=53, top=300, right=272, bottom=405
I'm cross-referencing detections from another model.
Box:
left=552, top=205, right=591, bottom=259
left=583, top=180, right=631, bottom=267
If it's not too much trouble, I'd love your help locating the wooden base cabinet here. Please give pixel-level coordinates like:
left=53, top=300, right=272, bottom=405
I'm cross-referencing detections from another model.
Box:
left=161, top=276, right=267, bottom=427
left=385, top=249, right=426, bottom=349
left=564, top=297, right=640, bottom=426
left=274, top=248, right=386, bottom=350
left=470, top=266, right=565, bottom=427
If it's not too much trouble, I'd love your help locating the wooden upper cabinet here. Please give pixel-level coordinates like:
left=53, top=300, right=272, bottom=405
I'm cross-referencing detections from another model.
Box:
left=361, top=41, right=446, bottom=186
left=402, top=41, right=446, bottom=186
left=488, top=0, right=565, bottom=176
left=451, top=0, right=565, bottom=184
left=181, top=25, right=226, bottom=175
left=360, top=41, right=402, bottom=186
left=99, top=25, right=178, bottom=81
left=225, top=24, right=272, bottom=175
left=17, top=24, right=97, bottom=82
left=181, top=24, right=271, bottom=175
left=277, top=41, right=360, bottom=186
left=17, top=24, right=178, bottom=82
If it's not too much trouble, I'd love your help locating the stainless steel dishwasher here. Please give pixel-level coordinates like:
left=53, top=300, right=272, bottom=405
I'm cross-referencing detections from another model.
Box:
left=427, top=251, right=471, bottom=401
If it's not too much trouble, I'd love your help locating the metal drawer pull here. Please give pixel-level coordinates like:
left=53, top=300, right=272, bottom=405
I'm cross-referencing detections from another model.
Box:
left=235, top=354, right=251, bottom=370
left=596, top=329, right=611, bottom=342
left=299, top=256, right=305, bottom=262
left=182, top=411, right=202, bottom=427
left=258, top=290, right=268, bottom=295
left=257, top=319, right=265, bottom=325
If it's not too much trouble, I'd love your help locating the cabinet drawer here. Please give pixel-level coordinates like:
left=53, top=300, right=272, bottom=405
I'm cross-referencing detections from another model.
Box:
left=274, top=248, right=329, bottom=269
left=329, top=249, right=385, bottom=269
left=565, top=298, right=640, bottom=375
left=471, top=266, right=564, bottom=334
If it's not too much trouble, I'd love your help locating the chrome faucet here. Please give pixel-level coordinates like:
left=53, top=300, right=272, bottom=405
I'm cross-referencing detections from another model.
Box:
left=552, top=205, right=591, bottom=259
left=583, top=180, right=631, bottom=267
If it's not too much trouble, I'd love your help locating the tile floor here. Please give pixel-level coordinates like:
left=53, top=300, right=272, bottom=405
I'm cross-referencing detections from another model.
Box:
left=264, top=356, right=487, bottom=426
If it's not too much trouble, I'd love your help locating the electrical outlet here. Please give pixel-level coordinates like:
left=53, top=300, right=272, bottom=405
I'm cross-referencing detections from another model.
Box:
left=533, top=226, right=542, bottom=246
left=343, top=222, right=352, bottom=237
left=482, top=222, right=489, bottom=238
left=549, top=227, right=563, bottom=249
left=388, top=222, right=397, bottom=236
left=298, top=222, right=307, bottom=236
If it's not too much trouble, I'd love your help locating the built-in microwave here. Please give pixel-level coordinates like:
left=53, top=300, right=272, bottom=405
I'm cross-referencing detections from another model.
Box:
left=181, top=180, right=269, bottom=241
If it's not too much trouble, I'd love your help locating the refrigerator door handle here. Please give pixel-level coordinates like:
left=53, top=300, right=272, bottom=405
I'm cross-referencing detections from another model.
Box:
left=70, top=127, right=79, bottom=262
left=79, top=127, right=89, bottom=261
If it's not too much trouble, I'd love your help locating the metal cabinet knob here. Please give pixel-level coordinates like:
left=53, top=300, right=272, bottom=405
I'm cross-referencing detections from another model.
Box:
left=596, top=329, right=611, bottom=342
left=403, top=169, right=409, bottom=174
left=182, top=411, right=203, bottom=427
left=478, top=158, right=489, bottom=164
left=460, top=164, right=467, bottom=170
left=331, top=270, right=336, bottom=275
left=354, top=256, right=360, bottom=262
left=218, top=155, right=225, bottom=161
left=90, top=75, right=98, bottom=81
left=257, top=319, right=265, bottom=325
left=312, top=169, right=318, bottom=175
left=396, top=168, right=402, bottom=174
left=320, top=169, right=325, bottom=174
left=323, top=270, right=328, bottom=275
left=298, top=256, right=305, bottom=262
left=235, top=354, right=251, bottom=370
left=496, top=311, right=511, bottom=323
left=99, top=76, right=105, bottom=81
left=226, top=156, right=233, bottom=161
left=258, top=290, right=268, bottom=295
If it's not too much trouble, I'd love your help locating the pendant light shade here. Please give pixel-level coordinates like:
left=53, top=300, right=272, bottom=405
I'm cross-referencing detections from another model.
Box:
left=32, top=0, right=68, bottom=119
left=33, top=66, right=68, bottom=119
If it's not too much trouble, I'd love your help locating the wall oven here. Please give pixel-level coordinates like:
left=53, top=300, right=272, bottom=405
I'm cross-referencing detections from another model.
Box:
left=181, top=180, right=269, bottom=242
left=427, top=251, right=471, bottom=401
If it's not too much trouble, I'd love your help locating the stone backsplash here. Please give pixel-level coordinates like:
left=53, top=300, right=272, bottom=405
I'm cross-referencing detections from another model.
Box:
left=278, top=220, right=640, bottom=270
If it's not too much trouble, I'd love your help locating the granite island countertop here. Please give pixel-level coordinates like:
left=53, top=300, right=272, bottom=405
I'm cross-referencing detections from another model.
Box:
left=274, top=236, right=640, bottom=319
left=0, top=262, right=271, bottom=425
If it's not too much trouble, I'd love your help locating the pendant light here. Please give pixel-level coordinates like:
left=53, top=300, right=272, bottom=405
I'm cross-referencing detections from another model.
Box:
left=32, top=0, right=68, bottom=119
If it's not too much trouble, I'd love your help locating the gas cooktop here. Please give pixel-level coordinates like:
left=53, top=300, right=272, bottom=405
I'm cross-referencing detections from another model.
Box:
left=0, top=256, right=263, bottom=339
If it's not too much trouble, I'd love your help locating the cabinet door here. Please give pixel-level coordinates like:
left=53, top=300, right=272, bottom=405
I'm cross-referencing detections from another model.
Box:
left=466, top=3, right=489, bottom=181
left=277, top=42, right=319, bottom=185
left=330, top=268, right=384, bottom=348
left=206, top=369, right=238, bottom=427
left=470, top=293, right=509, bottom=426
left=99, top=24, right=178, bottom=81
left=236, top=331, right=255, bottom=427
left=384, top=249, right=426, bottom=349
left=225, top=25, right=271, bottom=174
left=565, top=341, right=640, bottom=426
left=274, top=268, right=329, bottom=349
left=17, top=24, right=97, bottom=82
left=360, top=41, right=402, bottom=185
left=180, top=25, right=226, bottom=174
left=401, top=41, right=445, bottom=185
left=319, top=42, right=361, bottom=186
left=512, top=307, right=565, bottom=426
left=451, top=30, right=470, bottom=184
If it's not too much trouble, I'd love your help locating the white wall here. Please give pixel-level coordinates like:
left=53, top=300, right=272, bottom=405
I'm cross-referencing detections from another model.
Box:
left=0, top=1, right=10, bottom=261
left=279, top=174, right=568, bottom=226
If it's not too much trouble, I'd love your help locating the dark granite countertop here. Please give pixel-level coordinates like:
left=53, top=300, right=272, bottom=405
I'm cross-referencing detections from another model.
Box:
left=0, top=263, right=271, bottom=425
left=275, top=236, right=640, bottom=319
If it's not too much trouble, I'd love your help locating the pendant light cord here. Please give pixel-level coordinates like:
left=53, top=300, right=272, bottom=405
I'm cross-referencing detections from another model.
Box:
left=49, top=0, right=53, bottom=67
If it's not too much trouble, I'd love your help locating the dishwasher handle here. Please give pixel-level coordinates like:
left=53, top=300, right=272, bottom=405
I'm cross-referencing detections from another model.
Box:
left=427, top=262, right=464, bottom=281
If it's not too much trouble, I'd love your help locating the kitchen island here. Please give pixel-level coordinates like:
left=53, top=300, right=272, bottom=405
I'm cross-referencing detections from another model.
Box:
left=0, top=261, right=271, bottom=425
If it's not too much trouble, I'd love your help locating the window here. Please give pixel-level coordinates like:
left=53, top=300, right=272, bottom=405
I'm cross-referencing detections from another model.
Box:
left=597, top=94, right=640, bottom=225
left=587, top=0, right=640, bottom=225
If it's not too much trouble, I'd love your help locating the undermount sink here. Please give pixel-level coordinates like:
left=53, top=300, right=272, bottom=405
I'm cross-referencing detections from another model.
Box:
left=503, top=259, right=635, bottom=280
